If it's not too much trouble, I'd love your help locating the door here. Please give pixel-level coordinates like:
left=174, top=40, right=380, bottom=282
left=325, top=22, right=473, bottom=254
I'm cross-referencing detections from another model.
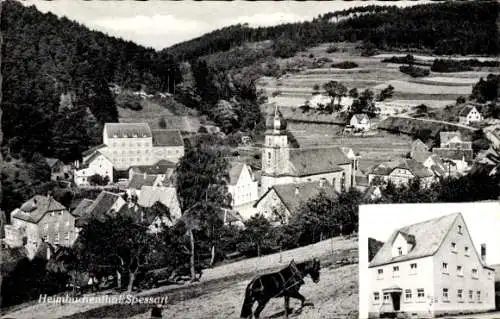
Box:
left=391, top=292, right=401, bottom=311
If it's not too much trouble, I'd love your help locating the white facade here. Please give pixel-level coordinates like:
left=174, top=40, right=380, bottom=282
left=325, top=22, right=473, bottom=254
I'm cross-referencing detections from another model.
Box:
left=459, top=107, right=484, bottom=125
left=74, top=153, right=113, bottom=187
left=368, top=214, right=495, bottom=318
left=228, top=164, right=259, bottom=208
left=350, top=114, right=371, bottom=131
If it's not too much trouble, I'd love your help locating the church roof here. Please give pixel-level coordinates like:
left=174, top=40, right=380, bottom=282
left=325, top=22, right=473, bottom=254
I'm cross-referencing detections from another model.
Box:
left=288, top=147, right=350, bottom=176
left=104, top=123, right=152, bottom=138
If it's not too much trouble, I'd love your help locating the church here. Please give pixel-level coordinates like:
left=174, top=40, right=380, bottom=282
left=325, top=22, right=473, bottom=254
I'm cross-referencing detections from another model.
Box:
left=260, top=106, right=357, bottom=195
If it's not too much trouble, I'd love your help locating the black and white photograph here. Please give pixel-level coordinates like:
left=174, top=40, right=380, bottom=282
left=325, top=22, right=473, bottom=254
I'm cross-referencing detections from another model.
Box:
left=0, top=0, right=499, bottom=318
left=359, top=202, right=500, bottom=319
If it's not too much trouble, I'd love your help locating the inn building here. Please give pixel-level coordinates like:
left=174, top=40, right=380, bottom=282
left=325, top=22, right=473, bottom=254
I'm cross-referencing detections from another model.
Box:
left=368, top=212, right=495, bottom=318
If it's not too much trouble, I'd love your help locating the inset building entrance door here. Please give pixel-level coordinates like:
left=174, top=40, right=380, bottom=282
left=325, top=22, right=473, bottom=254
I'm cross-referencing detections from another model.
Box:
left=383, top=286, right=403, bottom=312
left=390, top=292, right=401, bottom=311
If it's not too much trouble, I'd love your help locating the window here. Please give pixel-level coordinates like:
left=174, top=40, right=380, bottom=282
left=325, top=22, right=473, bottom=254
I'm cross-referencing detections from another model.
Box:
left=405, top=289, right=412, bottom=301
left=54, top=233, right=59, bottom=244
left=457, top=265, right=463, bottom=277
left=458, top=225, right=463, bottom=234
left=397, top=247, right=402, bottom=256
left=410, top=263, right=417, bottom=275
left=58, top=211, right=63, bottom=215
left=373, top=292, right=380, bottom=303
left=472, top=268, right=478, bottom=279
left=457, top=289, right=463, bottom=302
left=42, top=235, right=48, bottom=242
left=451, top=242, right=457, bottom=253
left=50, top=212, right=55, bottom=217
left=268, top=152, right=271, bottom=160
left=44, top=223, right=49, bottom=231
left=469, top=290, right=473, bottom=302
left=465, top=246, right=470, bottom=256
left=64, top=232, right=70, bottom=243
left=393, top=266, right=400, bottom=277
left=383, top=293, right=390, bottom=304
left=417, top=289, right=425, bottom=301
left=377, top=268, right=384, bottom=279
left=477, top=291, right=481, bottom=302
left=442, top=262, right=448, bottom=273
left=442, top=288, right=449, bottom=301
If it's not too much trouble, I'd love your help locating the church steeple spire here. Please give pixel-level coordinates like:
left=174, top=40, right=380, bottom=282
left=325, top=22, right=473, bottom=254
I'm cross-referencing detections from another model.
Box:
left=265, top=104, right=287, bottom=134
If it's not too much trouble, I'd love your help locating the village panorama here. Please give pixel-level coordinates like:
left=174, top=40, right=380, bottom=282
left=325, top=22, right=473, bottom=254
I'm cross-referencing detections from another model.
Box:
left=1, top=0, right=499, bottom=318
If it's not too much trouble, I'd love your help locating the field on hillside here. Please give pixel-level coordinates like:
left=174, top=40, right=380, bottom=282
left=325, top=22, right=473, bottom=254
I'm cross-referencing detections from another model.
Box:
left=257, top=42, right=496, bottom=110
left=3, top=238, right=357, bottom=319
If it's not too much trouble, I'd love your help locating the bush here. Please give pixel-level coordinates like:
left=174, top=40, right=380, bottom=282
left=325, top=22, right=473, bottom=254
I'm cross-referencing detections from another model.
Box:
left=158, top=117, right=167, bottom=129
left=312, top=84, right=320, bottom=91
left=382, top=55, right=415, bottom=64
left=326, top=45, right=338, bottom=53
left=431, top=59, right=473, bottom=73
left=399, top=65, right=430, bottom=77
left=271, top=90, right=282, bottom=97
left=331, top=61, right=358, bottom=69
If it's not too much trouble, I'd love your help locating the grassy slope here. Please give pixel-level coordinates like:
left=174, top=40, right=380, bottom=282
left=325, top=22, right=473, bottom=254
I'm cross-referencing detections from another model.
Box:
left=3, top=237, right=357, bottom=319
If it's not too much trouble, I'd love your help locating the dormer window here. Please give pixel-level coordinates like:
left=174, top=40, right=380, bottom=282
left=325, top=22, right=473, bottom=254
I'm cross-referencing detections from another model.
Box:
left=458, top=225, right=463, bottom=235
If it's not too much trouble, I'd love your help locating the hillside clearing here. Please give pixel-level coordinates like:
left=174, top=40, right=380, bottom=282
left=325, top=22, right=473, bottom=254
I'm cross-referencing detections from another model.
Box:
left=2, top=238, right=357, bottom=319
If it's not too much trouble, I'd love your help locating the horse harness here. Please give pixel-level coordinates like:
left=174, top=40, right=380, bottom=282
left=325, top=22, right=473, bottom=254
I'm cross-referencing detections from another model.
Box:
left=271, top=261, right=305, bottom=298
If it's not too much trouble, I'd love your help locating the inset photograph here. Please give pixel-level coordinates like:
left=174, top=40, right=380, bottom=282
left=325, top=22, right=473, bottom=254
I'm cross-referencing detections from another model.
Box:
left=359, top=202, right=500, bottom=319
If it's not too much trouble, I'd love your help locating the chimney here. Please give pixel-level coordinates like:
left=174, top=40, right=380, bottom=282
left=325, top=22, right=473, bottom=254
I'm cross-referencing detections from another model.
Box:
left=481, top=244, right=486, bottom=263
left=295, top=187, right=299, bottom=195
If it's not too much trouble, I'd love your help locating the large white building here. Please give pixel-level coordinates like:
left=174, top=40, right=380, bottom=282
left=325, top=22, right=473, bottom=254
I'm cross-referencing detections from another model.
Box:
left=368, top=212, right=495, bottom=318
left=76, top=123, right=184, bottom=185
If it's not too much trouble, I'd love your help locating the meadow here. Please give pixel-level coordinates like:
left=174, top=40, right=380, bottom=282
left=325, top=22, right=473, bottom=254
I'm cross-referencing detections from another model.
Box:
left=256, top=43, right=494, bottom=111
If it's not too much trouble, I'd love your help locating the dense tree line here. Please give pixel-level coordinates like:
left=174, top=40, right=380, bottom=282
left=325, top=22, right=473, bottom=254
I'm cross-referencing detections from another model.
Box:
left=1, top=0, right=181, bottom=160
left=164, top=1, right=499, bottom=63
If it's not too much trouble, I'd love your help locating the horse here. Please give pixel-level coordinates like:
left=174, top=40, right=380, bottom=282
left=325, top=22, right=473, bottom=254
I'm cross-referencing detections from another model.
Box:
left=240, top=258, right=321, bottom=319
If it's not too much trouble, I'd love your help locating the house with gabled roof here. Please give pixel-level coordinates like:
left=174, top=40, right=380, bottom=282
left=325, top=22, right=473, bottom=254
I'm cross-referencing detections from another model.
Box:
left=410, top=139, right=432, bottom=163
left=261, top=106, right=355, bottom=195
left=367, top=158, right=436, bottom=188
left=74, top=191, right=126, bottom=228
left=254, top=179, right=338, bottom=224
left=136, top=186, right=182, bottom=225
left=350, top=113, right=371, bottom=131
left=227, top=162, right=259, bottom=220
left=459, top=105, right=484, bottom=126
left=4, top=195, right=78, bottom=259
left=74, top=151, right=113, bottom=187
left=432, top=131, right=474, bottom=173
left=45, top=158, right=65, bottom=181
left=368, top=213, right=495, bottom=318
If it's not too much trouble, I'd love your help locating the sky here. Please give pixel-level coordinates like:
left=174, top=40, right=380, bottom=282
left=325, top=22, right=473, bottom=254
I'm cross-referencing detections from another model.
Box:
left=358, top=201, right=500, bottom=319
left=22, top=0, right=431, bottom=51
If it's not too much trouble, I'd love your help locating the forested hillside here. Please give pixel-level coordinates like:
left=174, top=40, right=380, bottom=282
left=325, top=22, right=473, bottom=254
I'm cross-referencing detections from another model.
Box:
left=164, top=1, right=499, bottom=63
left=1, top=0, right=181, bottom=161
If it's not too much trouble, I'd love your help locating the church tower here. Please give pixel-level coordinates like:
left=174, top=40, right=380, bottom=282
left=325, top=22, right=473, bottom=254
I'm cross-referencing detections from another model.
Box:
left=261, top=105, right=289, bottom=193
